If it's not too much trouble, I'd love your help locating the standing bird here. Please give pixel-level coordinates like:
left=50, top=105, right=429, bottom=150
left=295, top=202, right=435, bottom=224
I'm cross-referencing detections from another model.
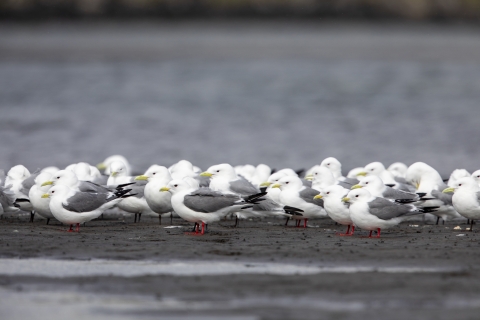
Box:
left=273, top=176, right=325, bottom=228
left=135, top=165, right=174, bottom=225
left=43, top=185, right=133, bottom=232
left=315, top=185, right=353, bottom=236
left=344, top=188, right=438, bottom=238
left=6, top=165, right=40, bottom=222
left=350, top=176, right=422, bottom=202
left=29, top=172, right=56, bottom=225
left=443, top=177, right=480, bottom=231
left=97, top=155, right=131, bottom=176
left=161, top=180, right=264, bottom=235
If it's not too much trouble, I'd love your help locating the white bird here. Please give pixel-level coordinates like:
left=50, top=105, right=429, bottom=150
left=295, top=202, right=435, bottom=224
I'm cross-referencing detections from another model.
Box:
left=406, top=162, right=460, bottom=224
left=315, top=185, right=354, bottom=236
left=320, top=157, right=358, bottom=185
left=347, top=167, right=365, bottom=179
left=344, top=188, right=437, bottom=238
left=471, top=170, right=480, bottom=187
left=447, top=169, right=470, bottom=188
left=272, top=175, right=326, bottom=228
left=250, top=164, right=272, bottom=188
left=135, top=165, right=174, bottom=225
left=160, top=179, right=263, bottom=235
left=43, top=184, right=132, bottom=232
left=443, top=177, right=480, bottom=231
left=107, top=161, right=135, bottom=185
left=259, top=169, right=298, bottom=204
left=358, top=162, right=412, bottom=191
left=351, top=176, right=421, bottom=202
left=6, top=165, right=39, bottom=222
left=29, top=172, right=55, bottom=224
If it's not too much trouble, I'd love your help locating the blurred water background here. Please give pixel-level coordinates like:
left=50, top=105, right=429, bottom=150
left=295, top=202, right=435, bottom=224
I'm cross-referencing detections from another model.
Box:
left=1, top=2, right=480, bottom=176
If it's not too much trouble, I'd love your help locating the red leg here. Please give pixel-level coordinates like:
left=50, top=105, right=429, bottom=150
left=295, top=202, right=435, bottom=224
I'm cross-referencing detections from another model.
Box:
left=75, top=223, right=80, bottom=232
left=303, top=219, right=308, bottom=228
left=350, top=226, right=355, bottom=235
left=201, top=222, right=205, bottom=235
left=68, top=225, right=73, bottom=232
left=376, top=228, right=381, bottom=238
left=338, top=225, right=354, bottom=236
left=368, top=230, right=373, bottom=238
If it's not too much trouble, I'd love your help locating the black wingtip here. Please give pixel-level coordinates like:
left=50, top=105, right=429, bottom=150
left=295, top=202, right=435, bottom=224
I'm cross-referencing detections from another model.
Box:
left=395, top=199, right=416, bottom=204
left=283, top=205, right=304, bottom=216
left=259, top=187, right=267, bottom=193
left=416, top=193, right=427, bottom=198
left=419, top=206, right=440, bottom=213
left=385, top=184, right=395, bottom=188
left=295, top=169, right=305, bottom=178
left=116, top=182, right=136, bottom=189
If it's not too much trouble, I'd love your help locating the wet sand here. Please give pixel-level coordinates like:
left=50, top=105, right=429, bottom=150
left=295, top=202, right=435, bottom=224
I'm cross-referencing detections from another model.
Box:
left=0, top=213, right=479, bottom=319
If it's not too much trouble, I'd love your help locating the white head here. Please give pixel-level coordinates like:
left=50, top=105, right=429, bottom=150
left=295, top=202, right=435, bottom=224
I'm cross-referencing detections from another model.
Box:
left=388, top=162, right=408, bottom=178
left=109, top=161, right=128, bottom=177
left=347, top=167, right=364, bottom=179
left=47, top=170, right=79, bottom=187
left=202, top=163, right=237, bottom=180
left=97, top=155, right=130, bottom=174
left=272, top=176, right=303, bottom=191
left=254, top=164, right=271, bottom=181
left=471, top=170, right=480, bottom=185
left=140, top=165, right=171, bottom=180
left=360, top=162, right=386, bottom=177
left=74, top=162, right=91, bottom=180
left=320, top=157, right=342, bottom=179
left=161, top=179, right=195, bottom=195
left=34, top=172, right=53, bottom=187
left=170, top=160, right=196, bottom=179
left=345, top=188, right=374, bottom=204
left=7, top=165, right=30, bottom=180
left=406, top=162, right=443, bottom=190
left=42, top=184, right=72, bottom=199
left=445, top=177, right=479, bottom=193
left=319, top=185, right=348, bottom=200
left=351, top=175, right=385, bottom=196
left=447, top=169, right=471, bottom=187
left=41, top=166, right=60, bottom=175
left=309, top=166, right=336, bottom=185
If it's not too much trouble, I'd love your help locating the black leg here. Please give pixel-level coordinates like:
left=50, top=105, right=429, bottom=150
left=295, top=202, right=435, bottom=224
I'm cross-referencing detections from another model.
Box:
left=467, top=219, right=470, bottom=224
left=285, top=217, right=289, bottom=226
left=170, top=212, right=173, bottom=225
left=158, top=215, right=161, bottom=225
left=436, top=216, right=440, bottom=225
left=205, top=224, right=208, bottom=232
left=138, top=213, right=142, bottom=222
left=101, top=214, right=104, bottom=220
left=46, top=218, right=50, bottom=225
left=134, top=213, right=138, bottom=223
left=234, top=215, right=238, bottom=228
left=442, top=219, right=445, bottom=225
left=471, top=219, right=474, bottom=232
left=192, top=223, right=198, bottom=232
left=30, top=211, right=35, bottom=223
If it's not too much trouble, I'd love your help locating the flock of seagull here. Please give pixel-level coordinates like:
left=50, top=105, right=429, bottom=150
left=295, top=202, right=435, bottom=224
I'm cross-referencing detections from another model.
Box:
left=1, top=155, right=480, bottom=238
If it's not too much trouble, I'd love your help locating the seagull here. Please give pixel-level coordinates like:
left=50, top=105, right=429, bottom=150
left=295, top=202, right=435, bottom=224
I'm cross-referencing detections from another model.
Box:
left=350, top=176, right=422, bottom=202
left=0, top=185, right=16, bottom=216
left=344, top=188, right=438, bottom=238
left=107, top=161, right=135, bottom=185
left=135, top=165, right=174, bottom=225
left=320, top=157, right=358, bottom=185
left=406, top=162, right=460, bottom=224
left=315, top=185, right=354, bottom=236
left=357, top=162, right=412, bottom=191
left=306, top=166, right=352, bottom=190
left=259, top=170, right=296, bottom=204
left=443, top=177, right=480, bottom=231
left=249, top=164, right=272, bottom=188
left=387, top=162, right=408, bottom=178
left=471, top=170, right=480, bottom=187
left=447, top=169, right=470, bottom=187
left=29, top=172, right=56, bottom=225
left=160, top=179, right=265, bottom=235
left=6, top=165, right=40, bottom=222
left=272, top=175, right=326, bottom=228
left=42, top=184, right=133, bottom=232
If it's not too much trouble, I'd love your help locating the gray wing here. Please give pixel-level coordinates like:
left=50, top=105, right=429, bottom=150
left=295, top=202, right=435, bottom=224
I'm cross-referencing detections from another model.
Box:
left=78, top=181, right=109, bottom=194
left=431, top=190, right=453, bottom=205
left=302, top=179, right=312, bottom=187
left=342, top=177, right=359, bottom=185
left=196, top=175, right=210, bottom=188
left=337, top=181, right=354, bottom=189
left=382, top=187, right=418, bottom=200
left=0, top=185, right=15, bottom=208
left=394, top=176, right=409, bottom=184
left=19, top=170, right=41, bottom=195
left=229, top=178, right=259, bottom=196
left=183, top=189, right=240, bottom=213
left=0, top=170, right=5, bottom=186
left=476, top=192, right=480, bottom=204
left=62, top=192, right=110, bottom=213
left=129, top=184, right=145, bottom=199
left=367, top=197, right=413, bottom=220
left=299, top=188, right=323, bottom=207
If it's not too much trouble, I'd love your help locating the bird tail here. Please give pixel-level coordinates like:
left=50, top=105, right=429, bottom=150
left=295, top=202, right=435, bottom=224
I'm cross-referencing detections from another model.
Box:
left=116, top=182, right=136, bottom=190
left=417, top=206, right=440, bottom=214
left=243, top=192, right=268, bottom=205
left=283, top=206, right=304, bottom=216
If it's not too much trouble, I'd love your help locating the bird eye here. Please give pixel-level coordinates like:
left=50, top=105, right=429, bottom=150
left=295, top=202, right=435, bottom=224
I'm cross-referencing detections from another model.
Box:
left=327, top=163, right=330, bottom=166
left=153, top=172, right=156, bottom=175
left=371, top=169, right=374, bottom=171
left=459, top=184, right=462, bottom=186
left=216, top=170, right=220, bottom=172
left=174, top=184, right=178, bottom=187
left=366, top=182, right=369, bottom=184
left=57, top=177, right=60, bottom=179
left=286, top=182, right=289, bottom=184
left=52, top=191, right=55, bottom=193
left=355, top=195, right=358, bottom=197
left=327, top=192, right=330, bottom=194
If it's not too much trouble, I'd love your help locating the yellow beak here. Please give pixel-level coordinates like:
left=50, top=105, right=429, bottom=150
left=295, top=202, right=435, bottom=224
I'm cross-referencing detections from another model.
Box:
left=41, top=193, right=50, bottom=198
left=135, top=175, right=149, bottom=181
left=314, top=194, right=323, bottom=200
left=304, top=175, right=313, bottom=181
left=96, top=163, right=106, bottom=170
left=259, top=181, right=272, bottom=187
left=41, top=180, right=54, bottom=187
left=342, top=197, right=350, bottom=203
left=271, top=183, right=281, bottom=189
left=111, top=171, right=118, bottom=177
left=351, top=184, right=363, bottom=190
left=200, top=172, right=213, bottom=177
left=356, top=172, right=367, bottom=177
left=442, top=187, right=455, bottom=193
left=160, top=187, right=170, bottom=192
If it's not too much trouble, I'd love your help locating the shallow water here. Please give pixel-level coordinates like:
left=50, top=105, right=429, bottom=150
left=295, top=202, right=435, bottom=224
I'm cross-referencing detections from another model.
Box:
left=1, top=22, right=480, bottom=175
